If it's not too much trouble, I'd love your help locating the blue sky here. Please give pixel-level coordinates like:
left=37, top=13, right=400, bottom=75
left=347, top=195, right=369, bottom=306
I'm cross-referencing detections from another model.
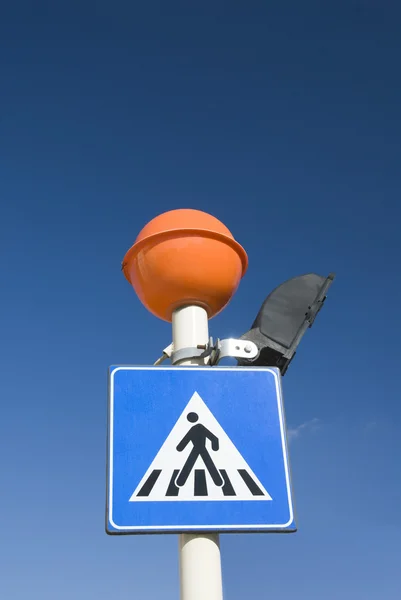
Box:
left=1, top=1, right=400, bottom=598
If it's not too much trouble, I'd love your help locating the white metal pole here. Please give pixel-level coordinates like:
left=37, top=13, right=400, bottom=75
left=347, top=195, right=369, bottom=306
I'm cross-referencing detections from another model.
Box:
left=172, top=305, right=224, bottom=600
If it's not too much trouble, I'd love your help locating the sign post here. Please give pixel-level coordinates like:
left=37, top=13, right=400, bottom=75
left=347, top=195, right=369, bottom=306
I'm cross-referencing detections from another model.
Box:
left=109, top=208, right=297, bottom=600
left=172, top=305, right=223, bottom=600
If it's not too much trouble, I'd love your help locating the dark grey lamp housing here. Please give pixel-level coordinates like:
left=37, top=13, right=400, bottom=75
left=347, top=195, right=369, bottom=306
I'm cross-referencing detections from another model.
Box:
left=237, top=273, right=335, bottom=375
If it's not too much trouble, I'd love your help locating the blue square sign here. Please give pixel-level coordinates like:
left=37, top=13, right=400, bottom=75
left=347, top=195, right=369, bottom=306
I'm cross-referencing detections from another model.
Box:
left=106, top=366, right=296, bottom=534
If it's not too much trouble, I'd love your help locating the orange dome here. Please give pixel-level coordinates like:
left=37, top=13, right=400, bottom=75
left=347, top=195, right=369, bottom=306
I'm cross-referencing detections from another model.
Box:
left=122, top=208, right=248, bottom=322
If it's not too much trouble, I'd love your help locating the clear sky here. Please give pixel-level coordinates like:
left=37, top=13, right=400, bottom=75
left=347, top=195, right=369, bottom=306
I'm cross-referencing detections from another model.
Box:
left=1, top=2, right=400, bottom=598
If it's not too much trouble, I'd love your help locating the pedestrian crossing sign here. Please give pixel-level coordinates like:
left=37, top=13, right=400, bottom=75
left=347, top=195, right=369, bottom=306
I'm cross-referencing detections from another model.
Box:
left=106, top=366, right=296, bottom=534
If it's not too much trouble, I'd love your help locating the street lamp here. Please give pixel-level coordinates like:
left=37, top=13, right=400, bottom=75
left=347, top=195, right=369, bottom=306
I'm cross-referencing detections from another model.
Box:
left=237, top=273, right=335, bottom=374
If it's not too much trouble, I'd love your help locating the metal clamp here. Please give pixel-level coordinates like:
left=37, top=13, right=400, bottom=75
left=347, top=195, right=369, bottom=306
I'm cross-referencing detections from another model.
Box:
left=172, top=337, right=215, bottom=364
left=210, top=338, right=258, bottom=365
left=154, top=338, right=259, bottom=366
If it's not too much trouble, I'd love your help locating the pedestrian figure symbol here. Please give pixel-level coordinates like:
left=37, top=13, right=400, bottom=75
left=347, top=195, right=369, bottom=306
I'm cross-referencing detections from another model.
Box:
left=176, top=412, right=223, bottom=487
left=129, top=391, right=272, bottom=502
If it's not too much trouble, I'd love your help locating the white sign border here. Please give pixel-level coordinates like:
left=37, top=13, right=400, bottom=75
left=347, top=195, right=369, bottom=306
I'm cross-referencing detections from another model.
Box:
left=107, top=366, right=295, bottom=532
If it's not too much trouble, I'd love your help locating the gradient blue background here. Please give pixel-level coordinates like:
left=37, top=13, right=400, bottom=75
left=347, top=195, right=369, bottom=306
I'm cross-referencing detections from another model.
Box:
left=1, top=2, right=400, bottom=599
left=109, top=367, right=292, bottom=531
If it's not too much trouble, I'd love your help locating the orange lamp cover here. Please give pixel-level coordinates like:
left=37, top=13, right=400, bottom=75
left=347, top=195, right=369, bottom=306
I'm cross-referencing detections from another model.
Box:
left=122, top=209, right=248, bottom=322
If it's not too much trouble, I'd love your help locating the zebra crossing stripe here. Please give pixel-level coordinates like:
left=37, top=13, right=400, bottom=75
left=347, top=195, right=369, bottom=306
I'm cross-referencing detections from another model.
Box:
left=220, top=470, right=235, bottom=496
left=166, top=470, right=180, bottom=497
left=136, top=469, right=161, bottom=496
left=194, top=470, right=207, bottom=496
left=238, top=469, right=264, bottom=496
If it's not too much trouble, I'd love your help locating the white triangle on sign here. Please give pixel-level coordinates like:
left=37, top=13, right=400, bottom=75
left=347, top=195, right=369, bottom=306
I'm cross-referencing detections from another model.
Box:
left=129, top=392, right=272, bottom=502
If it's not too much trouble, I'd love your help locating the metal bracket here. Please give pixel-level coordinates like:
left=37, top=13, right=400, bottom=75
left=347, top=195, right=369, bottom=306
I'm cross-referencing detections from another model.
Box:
left=154, top=338, right=259, bottom=366
left=172, top=337, right=215, bottom=364
left=210, top=338, right=258, bottom=365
